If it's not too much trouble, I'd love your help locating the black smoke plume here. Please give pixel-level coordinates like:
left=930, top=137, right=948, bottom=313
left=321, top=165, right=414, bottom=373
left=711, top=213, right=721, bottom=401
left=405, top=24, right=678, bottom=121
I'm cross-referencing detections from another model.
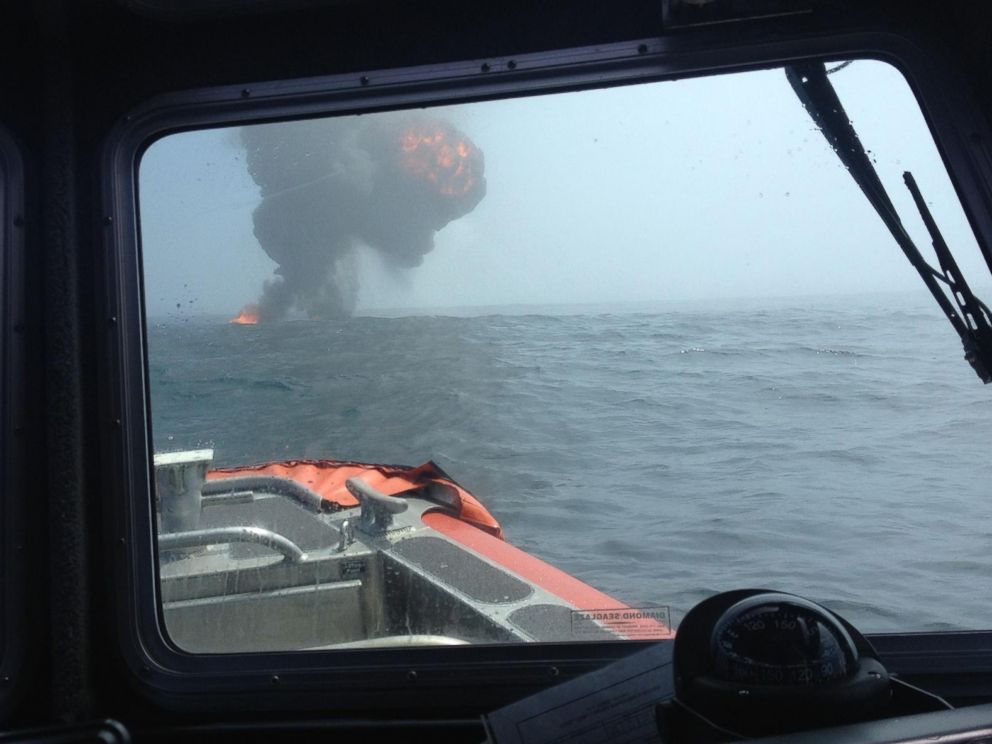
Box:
left=239, top=114, right=486, bottom=321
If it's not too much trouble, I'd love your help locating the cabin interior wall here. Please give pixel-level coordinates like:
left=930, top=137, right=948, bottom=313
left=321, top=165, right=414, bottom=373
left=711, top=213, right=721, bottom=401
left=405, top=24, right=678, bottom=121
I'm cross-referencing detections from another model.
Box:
left=0, top=0, right=991, bottom=735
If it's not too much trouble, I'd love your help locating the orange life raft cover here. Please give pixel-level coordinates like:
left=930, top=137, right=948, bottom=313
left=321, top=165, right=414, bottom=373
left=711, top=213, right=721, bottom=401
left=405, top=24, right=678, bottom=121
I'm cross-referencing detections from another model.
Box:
left=208, top=459, right=504, bottom=539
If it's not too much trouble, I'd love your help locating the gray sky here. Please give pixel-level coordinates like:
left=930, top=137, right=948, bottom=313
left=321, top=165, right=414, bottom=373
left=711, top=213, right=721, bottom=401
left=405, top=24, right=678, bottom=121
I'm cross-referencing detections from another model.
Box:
left=139, top=60, right=991, bottom=318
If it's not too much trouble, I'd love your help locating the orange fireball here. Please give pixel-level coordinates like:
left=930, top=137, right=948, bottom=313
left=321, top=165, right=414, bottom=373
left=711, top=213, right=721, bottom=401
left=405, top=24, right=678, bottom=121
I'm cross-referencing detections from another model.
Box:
left=230, top=304, right=260, bottom=325
left=396, top=124, right=481, bottom=198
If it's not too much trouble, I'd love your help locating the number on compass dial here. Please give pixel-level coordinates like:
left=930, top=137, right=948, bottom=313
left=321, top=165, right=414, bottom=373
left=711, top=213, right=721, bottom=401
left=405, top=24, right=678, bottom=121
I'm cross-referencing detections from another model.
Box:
left=711, top=595, right=857, bottom=686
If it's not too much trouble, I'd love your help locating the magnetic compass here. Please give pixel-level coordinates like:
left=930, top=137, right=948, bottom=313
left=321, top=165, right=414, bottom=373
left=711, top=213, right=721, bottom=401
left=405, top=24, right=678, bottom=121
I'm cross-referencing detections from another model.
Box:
left=673, top=589, right=891, bottom=737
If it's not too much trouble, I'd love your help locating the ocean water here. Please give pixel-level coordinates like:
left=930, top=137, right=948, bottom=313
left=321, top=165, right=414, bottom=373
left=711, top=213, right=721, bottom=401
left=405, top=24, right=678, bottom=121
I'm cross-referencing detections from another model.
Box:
left=148, top=292, right=992, bottom=633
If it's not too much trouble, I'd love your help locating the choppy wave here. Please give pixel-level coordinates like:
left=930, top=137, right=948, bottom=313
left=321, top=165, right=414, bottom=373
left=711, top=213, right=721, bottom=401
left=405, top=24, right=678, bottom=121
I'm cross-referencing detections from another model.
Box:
left=148, top=295, right=992, bottom=633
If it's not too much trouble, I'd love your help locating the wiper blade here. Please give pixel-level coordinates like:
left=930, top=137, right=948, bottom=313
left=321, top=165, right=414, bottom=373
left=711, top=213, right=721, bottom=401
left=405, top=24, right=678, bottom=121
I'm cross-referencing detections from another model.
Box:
left=785, top=61, right=992, bottom=383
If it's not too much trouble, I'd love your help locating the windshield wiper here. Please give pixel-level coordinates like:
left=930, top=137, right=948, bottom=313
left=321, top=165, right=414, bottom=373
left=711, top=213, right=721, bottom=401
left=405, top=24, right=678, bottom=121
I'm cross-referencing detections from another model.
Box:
left=903, top=171, right=992, bottom=382
left=785, top=61, right=992, bottom=383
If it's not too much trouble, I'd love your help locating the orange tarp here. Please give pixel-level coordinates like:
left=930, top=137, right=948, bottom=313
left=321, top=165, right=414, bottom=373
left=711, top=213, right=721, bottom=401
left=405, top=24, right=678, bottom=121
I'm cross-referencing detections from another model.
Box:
left=208, top=459, right=504, bottom=539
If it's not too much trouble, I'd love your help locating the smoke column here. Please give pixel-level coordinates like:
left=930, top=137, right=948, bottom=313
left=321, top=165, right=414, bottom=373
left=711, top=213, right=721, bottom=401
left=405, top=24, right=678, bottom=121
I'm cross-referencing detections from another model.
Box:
left=238, top=114, right=486, bottom=322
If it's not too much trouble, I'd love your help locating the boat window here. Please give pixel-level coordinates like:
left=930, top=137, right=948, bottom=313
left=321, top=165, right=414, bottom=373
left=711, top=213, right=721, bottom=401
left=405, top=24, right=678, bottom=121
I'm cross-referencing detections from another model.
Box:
left=138, top=59, right=992, bottom=654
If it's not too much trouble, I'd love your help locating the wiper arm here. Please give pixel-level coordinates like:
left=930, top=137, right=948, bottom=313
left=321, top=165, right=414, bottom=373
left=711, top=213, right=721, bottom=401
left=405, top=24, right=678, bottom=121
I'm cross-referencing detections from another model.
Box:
left=904, top=171, right=992, bottom=381
left=785, top=61, right=992, bottom=383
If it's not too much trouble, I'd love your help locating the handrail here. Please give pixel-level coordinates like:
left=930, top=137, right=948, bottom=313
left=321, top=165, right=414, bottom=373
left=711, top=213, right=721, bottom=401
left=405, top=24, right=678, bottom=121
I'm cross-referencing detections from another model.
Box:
left=307, top=635, right=470, bottom=650
left=158, top=526, right=308, bottom=563
left=201, top=475, right=326, bottom=512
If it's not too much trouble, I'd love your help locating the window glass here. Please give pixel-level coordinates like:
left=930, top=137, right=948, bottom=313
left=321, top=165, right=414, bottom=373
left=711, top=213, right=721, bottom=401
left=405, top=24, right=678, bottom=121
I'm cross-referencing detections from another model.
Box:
left=139, top=60, right=992, bottom=653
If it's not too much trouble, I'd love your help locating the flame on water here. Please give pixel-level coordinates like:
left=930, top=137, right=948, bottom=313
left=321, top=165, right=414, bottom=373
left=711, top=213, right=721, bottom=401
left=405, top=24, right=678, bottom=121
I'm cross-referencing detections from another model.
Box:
left=398, top=126, right=478, bottom=197
left=230, top=304, right=260, bottom=325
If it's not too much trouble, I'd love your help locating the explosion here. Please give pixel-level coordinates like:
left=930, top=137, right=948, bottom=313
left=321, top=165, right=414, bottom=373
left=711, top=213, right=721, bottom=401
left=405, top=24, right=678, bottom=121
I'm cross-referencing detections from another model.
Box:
left=397, top=124, right=480, bottom=197
left=236, top=115, right=486, bottom=323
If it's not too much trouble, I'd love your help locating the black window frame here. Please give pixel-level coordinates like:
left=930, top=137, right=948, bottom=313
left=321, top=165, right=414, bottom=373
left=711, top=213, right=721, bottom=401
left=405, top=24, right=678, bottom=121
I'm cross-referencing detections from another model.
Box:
left=0, top=124, right=27, bottom=718
left=102, top=24, right=992, bottom=713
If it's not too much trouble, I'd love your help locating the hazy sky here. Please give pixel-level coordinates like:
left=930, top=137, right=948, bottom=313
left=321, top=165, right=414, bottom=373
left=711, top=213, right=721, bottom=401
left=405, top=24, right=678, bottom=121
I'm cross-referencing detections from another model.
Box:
left=139, top=60, right=991, bottom=318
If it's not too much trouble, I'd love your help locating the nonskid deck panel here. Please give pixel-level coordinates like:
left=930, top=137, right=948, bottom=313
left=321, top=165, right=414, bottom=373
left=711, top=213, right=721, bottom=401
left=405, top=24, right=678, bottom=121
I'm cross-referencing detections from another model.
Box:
left=392, top=536, right=533, bottom=604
